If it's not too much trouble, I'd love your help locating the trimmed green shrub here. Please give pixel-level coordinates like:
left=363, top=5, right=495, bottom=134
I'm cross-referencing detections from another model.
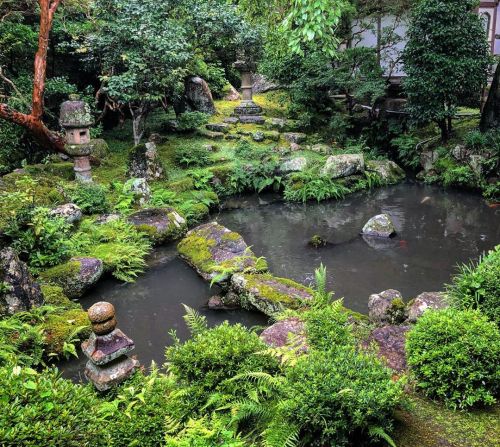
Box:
left=406, top=308, right=500, bottom=408
left=176, top=111, right=210, bottom=132
left=67, top=183, right=110, bottom=214
left=446, top=246, right=500, bottom=325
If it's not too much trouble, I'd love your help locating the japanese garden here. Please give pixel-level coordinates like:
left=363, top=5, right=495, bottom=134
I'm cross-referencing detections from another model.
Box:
left=0, top=0, right=499, bottom=446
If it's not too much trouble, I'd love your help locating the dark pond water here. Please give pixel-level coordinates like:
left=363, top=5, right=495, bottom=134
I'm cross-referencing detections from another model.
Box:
left=61, top=183, right=499, bottom=380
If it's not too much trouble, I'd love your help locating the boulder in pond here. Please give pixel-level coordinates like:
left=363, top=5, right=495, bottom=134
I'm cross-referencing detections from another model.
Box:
left=231, top=273, right=314, bottom=317
left=0, top=247, right=44, bottom=315
left=366, top=160, right=405, bottom=184
left=40, top=257, right=104, bottom=299
left=368, top=289, right=404, bottom=323
left=185, top=76, right=216, bottom=114
left=406, top=291, right=447, bottom=323
left=128, top=208, right=187, bottom=244
left=260, top=317, right=307, bottom=352
left=320, top=154, right=365, bottom=178
left=177, top=222, right=268, bottom=283
left=363, top=325, right=410, bottom=371
left=362, top=213, right=396, bottom=238
left=127, top=142, right=164, bottom=180
left=279, top=157, right=307, bottom=173
left=50, top=203, right=82, bottom=225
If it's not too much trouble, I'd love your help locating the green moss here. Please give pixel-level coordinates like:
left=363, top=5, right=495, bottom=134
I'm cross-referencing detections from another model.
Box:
left=208, top=163, right=235, bottom=182
left=177, top=234, right=216, bottom=272
left=243, top=273, right=312, bottom=304
left=168, top=177, right=195, bottom=192
left=222, top=231, right=241, bottom=242
left=24, top=162, right=74, bottom=181
left=40, top=285, right=78, bottom=309
left=40, top=261, right=80, bottom=285
left=41, top=308, right=90, bottom=355
left=393, top=394, right=500, bottom=447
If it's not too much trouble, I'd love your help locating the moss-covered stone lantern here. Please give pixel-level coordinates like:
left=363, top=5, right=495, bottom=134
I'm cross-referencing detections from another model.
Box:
left=232, top=60, right=265, bottom=124
left=60, top=95, right=94, bottom=182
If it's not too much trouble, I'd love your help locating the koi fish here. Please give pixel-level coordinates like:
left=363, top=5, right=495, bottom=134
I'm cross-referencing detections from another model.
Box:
left=420, top=196, right=431, bottom=204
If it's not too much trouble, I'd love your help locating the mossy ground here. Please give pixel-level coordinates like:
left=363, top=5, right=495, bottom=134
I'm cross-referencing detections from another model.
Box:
left=393, top=393, right=500, bottom=447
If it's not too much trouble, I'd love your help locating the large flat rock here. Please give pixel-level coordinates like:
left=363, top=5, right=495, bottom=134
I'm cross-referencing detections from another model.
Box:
left=231, top=273, right=314, bottom=317
left=177, top=222, right=267, bottom=283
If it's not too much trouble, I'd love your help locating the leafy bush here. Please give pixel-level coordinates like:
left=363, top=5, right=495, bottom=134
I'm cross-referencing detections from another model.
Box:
left=392, top=134, right=420, bottom=169
left=0, top=364, right=108, bottom=447
left=278, top=347, right=402, bottom=446
left=446, top=247, right=500, bottom=325
left=483, top=181, right=500, bottom=202
left=67, top=183, right=110, bottom=214
left=176, top=112, right=210, bottom=132
left=442, top=164, right=477, bottom=188
left=175, top=145, right=211, bottom=167
left=406, top=308, right=500, bottom=408
left=0, top=120, right=25, bottom=175
left=5, top=207, right=73, bottom=269
left=284, top=171, right=350, bottom=202
left=464, top=130, right=487, bottom=152
left=227, top=161, right=282, bottom=194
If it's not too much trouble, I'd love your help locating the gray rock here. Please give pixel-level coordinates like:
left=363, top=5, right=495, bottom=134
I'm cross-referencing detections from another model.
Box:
left=238, top=115, right=266, bottom=125
left=368, top=289, right=403, bottom=323
left=469, top=155, right=486, bottom=176
left=451, top=145, right=468, bottom=161
left=264, top=131, right=280, bottom=142
left=148, top=133, right=164, bottom=145
left=128, top=208, right=187, bottom=244
left=127, top=143, right=164, bottom=180
left=284, top=132, right=307, bottom=144
left=82, top=328, right=135, bottom=365
left=127, top=178, right=151, bottom=205
left=0, top=248, right=44, bottom=315
left=50, top=203, right=82, bottom=224
left=231, top=273, right=313, bottom=317
left=185, top=76, right=216, bottom=114
left=310, top=143, right=332, bottom=154
left=321, top=154, right=365, bottom=178
left=198, top=129, right=225, bottom=140
left=252, top=131, right=265, bottom=142
left=41, top=257, right=104, bottom=299
left=420, top=151, right=439, bottom=171
left=225, top=134, right=241, bottom=140
left=178, top=222, right=267, bottom=283
left=366, top=160, right=405, bottom=183
left=289, top=142, right=302, bottom=152
left=407, top=292, right=447, bottom=323
left=95, top=213, right=120, bottom=225
left=363, top=325, right=410, bottom=371
left=84, top=356, right=139, bottom=392
left=266, top=118, right=287, bottom=131
left=202, top=144, right=217, bottom=152
left=280, top=157, right=307, bottom=173
left=206, top=123, right=230, bottom=134
left=362, top=214, right=396, bottom=238
left=222, top=84, right=240, bottom=101
left=252, top=74, right=279, bottom=93
left=224, top=117, right=239, bottom=125
left=260, top=317, right=307, bottom=351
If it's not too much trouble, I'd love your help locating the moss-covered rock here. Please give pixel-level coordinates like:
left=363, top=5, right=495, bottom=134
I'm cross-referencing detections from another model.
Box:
left=128, top=207, right=187, bottom=244
left=366, top=160, right=405, bottom=184
left=41, top=308, right=90, bottom=355
left=40, top=257, right=104, bottom=299
left=40, top=284, right=78, bottom=309
left=177, top=222, right=268, bottom=284
left=230, top=272, right=314, bottom=317
left=168, top=177, right=195, bottom=192
left=24, top=162, right=74, bottom=181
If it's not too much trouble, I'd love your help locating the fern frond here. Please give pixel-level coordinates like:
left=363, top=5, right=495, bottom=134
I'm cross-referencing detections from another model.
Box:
left=368, top=426, right=397, bottom=447
left=262, top=421, right=300, bottom=447
left=182, top=304, right=207, bottom=336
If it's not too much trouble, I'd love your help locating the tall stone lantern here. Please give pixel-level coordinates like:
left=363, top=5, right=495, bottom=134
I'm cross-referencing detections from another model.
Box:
left=232, top=60, right=265, bottom=124
left=60, top=95, right=93, bottom=182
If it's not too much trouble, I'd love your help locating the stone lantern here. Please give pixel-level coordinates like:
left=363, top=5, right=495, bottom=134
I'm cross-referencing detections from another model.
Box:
left=60, top=95, right=93, bottom=182
left=232, top=60, right=265, bottom=124
left=82, top=302, right=140, bottom=391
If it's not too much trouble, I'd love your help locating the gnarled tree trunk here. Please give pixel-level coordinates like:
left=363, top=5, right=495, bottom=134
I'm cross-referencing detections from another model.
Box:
left=480, top=63, right=500, bottom=132
left=0, top=0, right=65, bottom=153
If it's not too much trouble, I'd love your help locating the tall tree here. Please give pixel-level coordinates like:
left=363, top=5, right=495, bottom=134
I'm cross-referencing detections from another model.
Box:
left=0, top=0, right=65, bottom=152
left=403, top=0, right=490, bottom=141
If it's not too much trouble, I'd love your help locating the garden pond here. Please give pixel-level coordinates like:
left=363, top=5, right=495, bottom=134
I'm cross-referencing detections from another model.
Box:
left=61, top=182, right=499, bottom=380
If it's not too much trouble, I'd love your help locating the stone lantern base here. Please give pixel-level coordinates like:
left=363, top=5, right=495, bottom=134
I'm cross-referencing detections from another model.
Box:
left=65, top=143, right=93, bottom=183
left=233, top=100, right=263, bottom=116
left=84, top=356, right=140, bottom=392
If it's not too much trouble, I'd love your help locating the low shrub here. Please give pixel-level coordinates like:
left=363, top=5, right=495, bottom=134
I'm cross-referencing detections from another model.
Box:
left=284, top=171, right=350, bottom=202
left=406, top=308, right=500, bottom=408
left=464, top=129, right=487, bottom=152
left=442, top=164, right=477, bottom=188
left=391, top=134, right=420, bottom=170
left=175, top=145, right=211, bottom=167
left=446, top=247, right=500, bottom=325
left=176, top=112, right=210, bottom=132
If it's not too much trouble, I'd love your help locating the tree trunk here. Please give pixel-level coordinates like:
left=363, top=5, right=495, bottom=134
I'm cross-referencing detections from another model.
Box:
left=480, top=63, right=500, bottom=132
left=438, top=119, right=448, bottom=142
left=129, top=102, right=149, bottom=146
left=0, top=0, right=65, bottom=153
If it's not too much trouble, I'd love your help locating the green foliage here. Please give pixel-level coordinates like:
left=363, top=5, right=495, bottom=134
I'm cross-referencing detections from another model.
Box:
left=406, top=308, right=500, bottom=409
left=442, top=164, right=477, bottom=188
left=0, top=364, right=108, bottom=447
left=403, top=0, right=490, bottom=139
left=464, top=130, right=487, bottom=152
left=177, top=112, right=210, bottom=132
left=0, top=121, right=25, bottom=175
left=279, top=347, right=402, bottom=446
left=72, top=218, right=151, bottom=282
left=175, top=145, right=211, bottom=168
left=5, top=207, right=73, bottom=269
left=67, top=183, right=110, bottom=214
left=283, top=171, right=350, bottom=202
left=227, top=161, right=282, bottom=194
left=446, top=247, right=500, bottom=325
left=392, top=134, right=420, bottom=169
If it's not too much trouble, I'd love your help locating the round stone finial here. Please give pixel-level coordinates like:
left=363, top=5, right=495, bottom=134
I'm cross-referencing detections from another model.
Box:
left=88, top=301, right=117, bottom=335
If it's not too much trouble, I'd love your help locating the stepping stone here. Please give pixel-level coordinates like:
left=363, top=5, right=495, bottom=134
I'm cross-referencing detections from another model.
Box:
left=206, top=123, right=229, bottom=133
left=238, top=115, right=266, bottom=124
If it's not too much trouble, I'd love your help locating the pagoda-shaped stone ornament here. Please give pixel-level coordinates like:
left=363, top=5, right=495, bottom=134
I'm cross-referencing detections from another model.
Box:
left=60, top=95, right=94, bottom=182
left=232, top=60, right=265, bottom=124
left=82, top=301, right=139, bottom=391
